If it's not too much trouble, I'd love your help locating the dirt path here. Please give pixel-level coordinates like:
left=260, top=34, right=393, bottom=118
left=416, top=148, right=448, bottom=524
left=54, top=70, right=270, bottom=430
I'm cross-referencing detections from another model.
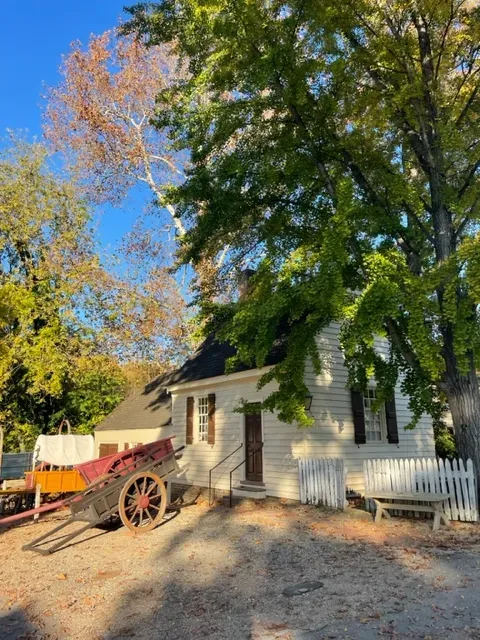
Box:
left=1, top=499, right=480, bottom=639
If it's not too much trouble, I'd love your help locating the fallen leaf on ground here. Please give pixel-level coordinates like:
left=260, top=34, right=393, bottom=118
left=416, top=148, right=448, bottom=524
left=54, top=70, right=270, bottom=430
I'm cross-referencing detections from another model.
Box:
left=97, top=569, right=122, bottom=580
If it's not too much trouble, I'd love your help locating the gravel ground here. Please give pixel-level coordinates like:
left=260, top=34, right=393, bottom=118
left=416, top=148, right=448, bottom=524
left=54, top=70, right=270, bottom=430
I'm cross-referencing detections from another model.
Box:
left=1, top=496, right=480, bottom=639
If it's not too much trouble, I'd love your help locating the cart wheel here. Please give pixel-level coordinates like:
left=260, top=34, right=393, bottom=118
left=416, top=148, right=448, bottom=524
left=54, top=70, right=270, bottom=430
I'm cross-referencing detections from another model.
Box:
left=118, top=471, right=167, bottom=533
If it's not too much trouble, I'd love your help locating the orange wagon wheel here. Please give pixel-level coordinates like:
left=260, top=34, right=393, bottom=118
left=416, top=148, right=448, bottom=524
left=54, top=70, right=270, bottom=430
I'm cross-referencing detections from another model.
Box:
left=118, top=471, right=167, bottom=533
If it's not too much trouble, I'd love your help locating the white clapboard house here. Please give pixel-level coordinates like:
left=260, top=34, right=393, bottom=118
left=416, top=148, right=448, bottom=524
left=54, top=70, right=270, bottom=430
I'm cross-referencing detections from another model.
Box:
left=95, top=322, right=435, bottom=500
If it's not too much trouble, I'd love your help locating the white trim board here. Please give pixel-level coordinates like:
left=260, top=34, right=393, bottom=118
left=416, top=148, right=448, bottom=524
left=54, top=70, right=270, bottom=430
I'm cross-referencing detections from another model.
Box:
left=167, top=365, right=273, bottom=393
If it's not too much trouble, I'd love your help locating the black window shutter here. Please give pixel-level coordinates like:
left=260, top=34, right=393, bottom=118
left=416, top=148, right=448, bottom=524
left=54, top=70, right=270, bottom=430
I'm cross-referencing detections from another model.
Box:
left=385, top=397, right=399, bottom=444
left=351, top=389, right=366, bottom=444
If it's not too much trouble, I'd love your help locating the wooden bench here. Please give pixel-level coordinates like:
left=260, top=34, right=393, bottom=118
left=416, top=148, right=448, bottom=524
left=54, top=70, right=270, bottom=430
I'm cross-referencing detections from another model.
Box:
left=365, top=491, right=451, bottom=531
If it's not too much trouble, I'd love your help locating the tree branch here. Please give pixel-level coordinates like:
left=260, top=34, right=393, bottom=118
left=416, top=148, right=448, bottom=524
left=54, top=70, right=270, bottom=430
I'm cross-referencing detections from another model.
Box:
left=341, top=147, right=433, bottom=249
left=434, top=0, right=456, bottom=80
left=455, top=82, right=480, bottom=128
left=455, top=191, right=480, bottom=239
left=149, top=154, right=186, bottom=178
left=401, top=200, right=435, bottom=245
left=385, top=317, right=422, bottom=371
left=343, top=26, right=434, bottom=180
left=243, top=24, right=338, bottom=202
left=458, top=158, right=480, bottom=200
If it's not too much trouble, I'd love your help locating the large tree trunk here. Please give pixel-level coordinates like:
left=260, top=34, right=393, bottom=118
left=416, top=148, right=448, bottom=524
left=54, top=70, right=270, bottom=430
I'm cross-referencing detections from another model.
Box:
left=443, top=367, right=480, bottom=474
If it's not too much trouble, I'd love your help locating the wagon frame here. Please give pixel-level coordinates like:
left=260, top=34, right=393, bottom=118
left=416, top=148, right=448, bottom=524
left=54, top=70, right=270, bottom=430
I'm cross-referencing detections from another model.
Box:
left=1, top=437, right=186, bottom=555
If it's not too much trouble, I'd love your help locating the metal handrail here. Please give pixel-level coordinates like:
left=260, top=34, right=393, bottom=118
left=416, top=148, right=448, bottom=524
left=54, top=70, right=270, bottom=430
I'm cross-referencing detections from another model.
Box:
left=229, top=443, right=264, bottom=507
left=208, top=443, right=243, bottom=505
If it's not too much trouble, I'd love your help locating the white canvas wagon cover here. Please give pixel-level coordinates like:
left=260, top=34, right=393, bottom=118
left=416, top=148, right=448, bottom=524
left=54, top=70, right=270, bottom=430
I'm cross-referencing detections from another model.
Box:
left=33, top=434, right=95, bottom=467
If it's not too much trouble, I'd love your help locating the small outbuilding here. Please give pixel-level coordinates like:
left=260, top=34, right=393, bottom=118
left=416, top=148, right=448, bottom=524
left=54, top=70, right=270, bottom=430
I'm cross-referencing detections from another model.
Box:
left=94, top=323, right=435, bottom=499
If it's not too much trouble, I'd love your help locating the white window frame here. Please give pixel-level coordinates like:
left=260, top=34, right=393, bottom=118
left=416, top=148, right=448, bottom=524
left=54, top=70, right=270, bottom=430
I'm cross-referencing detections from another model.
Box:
left=197, top=396, right=209, bottom=443
left=363, top=388, right=387, bottom=443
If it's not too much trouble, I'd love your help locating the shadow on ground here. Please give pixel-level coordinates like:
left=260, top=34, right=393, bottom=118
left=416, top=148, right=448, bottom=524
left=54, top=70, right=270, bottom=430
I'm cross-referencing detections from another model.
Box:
left=99, top=501, right=480, bottom=640
left=2, top=498, right=480, bottom=639
left=0, top=607, right=42, bottom=640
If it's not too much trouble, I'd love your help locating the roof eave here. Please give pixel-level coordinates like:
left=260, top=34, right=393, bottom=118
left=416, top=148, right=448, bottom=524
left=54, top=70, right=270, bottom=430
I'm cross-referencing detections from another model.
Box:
left=166, top=365, right=274, bottom=393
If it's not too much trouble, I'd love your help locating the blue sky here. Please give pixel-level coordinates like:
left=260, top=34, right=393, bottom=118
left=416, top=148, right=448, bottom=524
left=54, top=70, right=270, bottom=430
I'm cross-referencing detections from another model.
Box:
left=1, top=1, right=140, bottom=250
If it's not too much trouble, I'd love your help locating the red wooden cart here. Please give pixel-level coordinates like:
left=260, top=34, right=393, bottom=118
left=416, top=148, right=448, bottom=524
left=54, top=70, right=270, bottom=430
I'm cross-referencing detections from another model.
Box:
left=76, top=438, right=174, bottom=483
left=0, top=437, right=184, bottom=554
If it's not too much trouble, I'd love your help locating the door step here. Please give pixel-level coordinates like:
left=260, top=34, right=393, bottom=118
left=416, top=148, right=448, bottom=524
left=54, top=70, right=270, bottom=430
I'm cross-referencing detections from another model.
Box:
left=231, top=483, right=266, bottom=499
left=240, top=480, right=264, bottom=488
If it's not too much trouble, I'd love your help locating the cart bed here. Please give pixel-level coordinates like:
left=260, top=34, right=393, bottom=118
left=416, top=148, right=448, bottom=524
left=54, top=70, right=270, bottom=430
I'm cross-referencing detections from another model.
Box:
left=75, top=437, right=175, bottom=484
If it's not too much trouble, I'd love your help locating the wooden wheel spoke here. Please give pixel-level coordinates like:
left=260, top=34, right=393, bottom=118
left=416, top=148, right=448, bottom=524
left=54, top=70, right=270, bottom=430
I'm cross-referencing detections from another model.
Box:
left=126, top=493, right=137, bottom=500
left=146, top=482, right=157, bottom=496
left=142, top=476, right=147, bottom=494
left=138, top=508, right=144, bottom=527
left=131, top=505, right=140, bottom=520
left=148, top=503, right=161, bottom=511
left=144, top=507, right=154, bottom=522
left=150, top=485, right=164, bottom=498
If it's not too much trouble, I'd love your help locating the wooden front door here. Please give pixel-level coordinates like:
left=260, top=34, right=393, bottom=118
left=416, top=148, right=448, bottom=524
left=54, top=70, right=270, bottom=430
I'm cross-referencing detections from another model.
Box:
left=245, top=407, right=263, bottom=482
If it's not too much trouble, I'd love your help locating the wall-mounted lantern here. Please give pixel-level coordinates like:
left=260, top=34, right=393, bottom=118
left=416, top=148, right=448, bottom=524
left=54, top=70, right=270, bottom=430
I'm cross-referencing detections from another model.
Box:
left=304, top=392, right=313, bottom=412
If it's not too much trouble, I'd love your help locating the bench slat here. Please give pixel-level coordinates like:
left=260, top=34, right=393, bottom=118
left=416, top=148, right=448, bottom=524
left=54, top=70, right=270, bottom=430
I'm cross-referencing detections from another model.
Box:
left=376, top=503, right=436, bottom=513
left=365, top=492, right=450, bottom=502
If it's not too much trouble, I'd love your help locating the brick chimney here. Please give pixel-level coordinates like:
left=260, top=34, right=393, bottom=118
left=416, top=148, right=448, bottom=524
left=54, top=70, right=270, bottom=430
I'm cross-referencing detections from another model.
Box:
left=238, top=268, right=256, bottom=300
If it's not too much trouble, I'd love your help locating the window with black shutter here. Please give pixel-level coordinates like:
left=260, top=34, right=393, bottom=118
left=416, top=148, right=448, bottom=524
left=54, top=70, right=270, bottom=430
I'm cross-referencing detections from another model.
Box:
left=351, top=388, right=399, bottom=445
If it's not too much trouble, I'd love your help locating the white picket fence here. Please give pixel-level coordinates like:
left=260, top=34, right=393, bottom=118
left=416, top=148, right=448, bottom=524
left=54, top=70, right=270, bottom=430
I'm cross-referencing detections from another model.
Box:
left=364, top=458, right=478, bottom=522
left=298, top=458, right=347, bottom=510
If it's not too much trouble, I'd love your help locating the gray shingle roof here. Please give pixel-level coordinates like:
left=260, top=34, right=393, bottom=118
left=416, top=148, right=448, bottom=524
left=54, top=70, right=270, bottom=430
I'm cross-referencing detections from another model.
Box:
left=95, top=372, right=172, bottom=432
left=95, top=334, right=286, bottom=432
left=168, top=334, right=286, bottom=385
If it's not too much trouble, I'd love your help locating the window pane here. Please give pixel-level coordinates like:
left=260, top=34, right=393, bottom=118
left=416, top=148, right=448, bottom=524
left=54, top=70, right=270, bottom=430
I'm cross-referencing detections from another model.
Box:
left=198, top=397, right=209, bottom=442
left=363, top=388, right=384, bottom=442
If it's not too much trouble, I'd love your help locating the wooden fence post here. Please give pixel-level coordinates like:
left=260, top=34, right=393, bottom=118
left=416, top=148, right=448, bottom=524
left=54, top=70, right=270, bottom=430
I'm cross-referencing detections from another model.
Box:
left=33, top=484, right=41, bottom=523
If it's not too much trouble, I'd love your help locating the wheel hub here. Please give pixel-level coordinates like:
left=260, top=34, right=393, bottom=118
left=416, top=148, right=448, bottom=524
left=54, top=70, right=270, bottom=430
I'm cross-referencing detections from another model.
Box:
left=138, top=495, right=150, bottom=509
